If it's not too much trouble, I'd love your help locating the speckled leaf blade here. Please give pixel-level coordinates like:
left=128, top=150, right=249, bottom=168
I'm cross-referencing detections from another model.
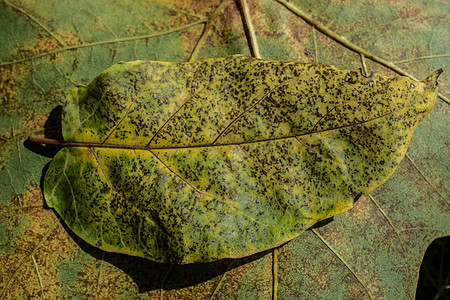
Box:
left=43, top=55, right=439, bottom=263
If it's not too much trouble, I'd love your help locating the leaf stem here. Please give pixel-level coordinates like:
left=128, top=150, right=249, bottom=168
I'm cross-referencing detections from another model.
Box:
left=274, top=0, right=449, bottom=105
left=28, top=136, right=150, bottom=150
left=188, top=0, right=230, bottom=62
left=239, top=0, right=261, bottom=58
left=275, top=0, right=412, bottom=77
left=272, top=248, right=278, bottom=300
left=27, top=104, right=418, bottom=150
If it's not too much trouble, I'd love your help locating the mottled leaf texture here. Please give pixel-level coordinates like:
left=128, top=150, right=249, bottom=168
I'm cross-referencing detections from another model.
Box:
left=43, top=55, right=439, bottom=264
left=1, top=0, right=448, bottom=299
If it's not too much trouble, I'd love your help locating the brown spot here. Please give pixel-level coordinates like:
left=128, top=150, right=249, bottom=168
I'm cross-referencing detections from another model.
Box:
left=0, top=187, right=59, bottom=298
left=23, top=114, right=47, bottom=132
left=0, top=64, right=25, bottom=107
left=64, top=33, right=82, bottom=46
left=36, top=37, right=60, bottom=52
left=181, top=26, right=204, bottom=51
left=20, top=37, right=60, bottom=58
left=218, top=0, right=242, bottom=30
left=400, top=6, right=422, bottom=18
left=410, top=45, right=427, bottom=60
left=169, top=0, right=221, bottom=16
left=20, top=186, right=45, bottom=206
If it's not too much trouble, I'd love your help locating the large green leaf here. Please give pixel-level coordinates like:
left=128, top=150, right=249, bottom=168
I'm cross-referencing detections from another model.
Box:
left=42, top=56, right=439, bottom=265
left=40, top=55, right=440, bottom=263
left=0, top=0, right=448, bottom=298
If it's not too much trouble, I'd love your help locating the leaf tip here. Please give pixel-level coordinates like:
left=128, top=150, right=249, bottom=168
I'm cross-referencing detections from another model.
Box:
left=424, top=69, right=443, bottom=90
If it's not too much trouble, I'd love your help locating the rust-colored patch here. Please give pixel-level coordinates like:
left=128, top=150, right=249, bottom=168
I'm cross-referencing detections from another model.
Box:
left=20, top=37, right=60, bottom=58
left=0, top=63, right=26, bottom=168
left=0, top=65, right=25, bottom=107
left=32, top=225, right=88, bottom=299
left=243, top=0, right=262, bottom=29
left=216, top=260, right=253, bottom=291
left=0, top=112, right=46, bottom=170
left=20, top=186, right=45, bottom=207
left=410, top=45, right=428, bottom=60
left=318, top=34, right=348, bottom=59
left=96, top=258, right=141, bottom=298
left=214, top=255, right=272, bottom=298
left=169, top=0, right=221, bottom=16
left=285, top=18, right=314, bottom=62
left=43, top=225, right=81, bottom=261
left=2, top=258, right=40, bottom=299
left=23, top=114, right=47, bottom=133
left=210, top=0, right=245, bottom=47
left=348, top=195, right=368, bottom=217
left=400, top=6, right=422, bottom=18
left=63, top=33, right=82, bottom=47
left=36, top=37, right=60, bottom=52
left=219, top=0, right=242, bottom=29
left=0, top=188, right=57, bottom=298
left=181, top=26, right=204, bottom=52
left=288, top=19, right=313, bottom=41
left=15, top=189, right=56, bottom=247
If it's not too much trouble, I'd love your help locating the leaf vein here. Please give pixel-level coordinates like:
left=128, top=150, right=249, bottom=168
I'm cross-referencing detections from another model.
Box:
left=212, top=80, right=295, bottom=144
left=62, top=151, right=88, bottom=236
left=40, top=101, right=413, bottom=152
left=0, top=221, right=58, bottom=299
left=89, top=148, right=142, bottom=248
left=0, top=19, right=206, bottom=67
left=237, top=144, right=282, bottom=183
left=311, top=229, right=374, bottom=300
left=368, top=195, right=407, bottom=252
left=4, top=0, right=66, bottom=47
left=147, top=149, right=211, bottom=197
left=31, top=255, right=45, bottom=300
left=188, top=0, right=230, bottom=62
left=90, top=147, right=179, bottom=247
left=101, top=91, right=140, bottom=144
left=405, top=153, right=449, bottom=206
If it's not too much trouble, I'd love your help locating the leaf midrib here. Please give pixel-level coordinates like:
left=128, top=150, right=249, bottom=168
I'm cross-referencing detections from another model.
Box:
left=36, top=100, right=411, bottom=150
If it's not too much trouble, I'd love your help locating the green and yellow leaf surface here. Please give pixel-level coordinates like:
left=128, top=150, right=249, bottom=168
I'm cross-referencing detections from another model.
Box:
left=0, top=0, right=448, bottom=299
left=44, top=55, right=439, bottom=265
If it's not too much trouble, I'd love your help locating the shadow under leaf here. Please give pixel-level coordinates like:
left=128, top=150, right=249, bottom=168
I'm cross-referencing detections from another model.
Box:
left=24, top=105, right=63, bottom=159
left=24, top=105, right=63, bottom=205
left=59, top=214, right=271, bottom=293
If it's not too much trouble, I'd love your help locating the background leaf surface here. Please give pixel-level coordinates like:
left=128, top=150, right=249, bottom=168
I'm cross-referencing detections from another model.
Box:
left=0, top=0, right=448, bottom=299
